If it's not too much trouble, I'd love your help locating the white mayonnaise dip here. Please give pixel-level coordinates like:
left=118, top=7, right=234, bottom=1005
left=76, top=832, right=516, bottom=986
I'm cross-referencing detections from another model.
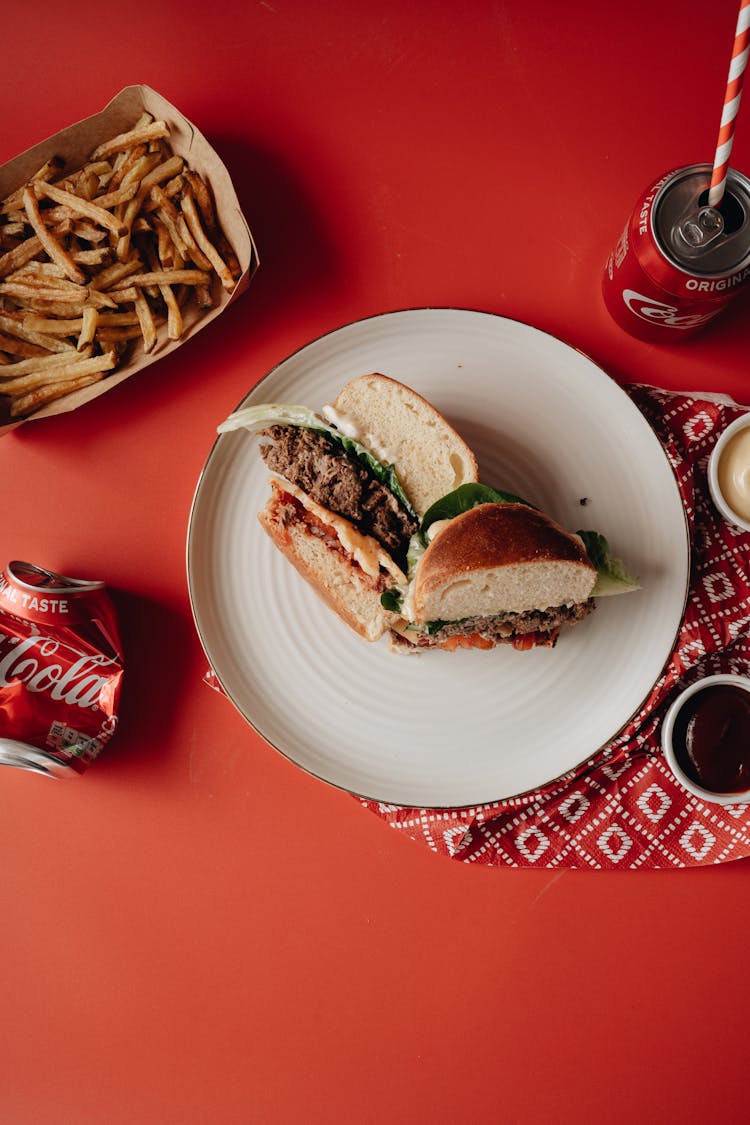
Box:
left=718, top=426, right=750, bottom=523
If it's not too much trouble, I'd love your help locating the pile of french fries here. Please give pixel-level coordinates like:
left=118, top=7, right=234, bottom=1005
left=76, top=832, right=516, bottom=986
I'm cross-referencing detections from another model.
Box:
left=0, top=113, right=241, bottom=419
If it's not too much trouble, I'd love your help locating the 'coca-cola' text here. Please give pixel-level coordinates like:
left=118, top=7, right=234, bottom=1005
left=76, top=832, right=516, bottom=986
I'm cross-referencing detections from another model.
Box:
left=0, top=634, right=117, bottom=710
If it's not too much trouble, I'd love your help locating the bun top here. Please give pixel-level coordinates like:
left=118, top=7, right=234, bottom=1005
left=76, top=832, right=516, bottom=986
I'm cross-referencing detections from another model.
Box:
left=328, top=373, right=478, bottom=517
left=413, top=503, right=597, bottom=623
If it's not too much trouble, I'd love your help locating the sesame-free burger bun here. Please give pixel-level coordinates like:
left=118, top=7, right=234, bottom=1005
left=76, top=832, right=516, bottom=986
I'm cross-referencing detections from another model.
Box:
left=412, top=503, right=597, bottom=626
left=330, top=373, right=478, bottom=518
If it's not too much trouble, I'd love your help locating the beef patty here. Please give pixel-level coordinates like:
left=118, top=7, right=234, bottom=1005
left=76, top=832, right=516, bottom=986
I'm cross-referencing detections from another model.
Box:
left=260, top=425, right=417, bottom=562
left=408, top=600, right=595, bottom=645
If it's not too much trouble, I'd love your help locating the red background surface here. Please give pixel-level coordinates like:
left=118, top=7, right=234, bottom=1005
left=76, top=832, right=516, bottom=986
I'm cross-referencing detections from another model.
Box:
left=2, top=3, right=749, bottom=1122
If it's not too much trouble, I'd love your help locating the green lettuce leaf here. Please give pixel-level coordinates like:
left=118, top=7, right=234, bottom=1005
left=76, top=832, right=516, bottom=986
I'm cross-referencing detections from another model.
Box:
left=380, top=586, right=404, bottom=613
left=419, top=483, right=534, bottom=539
left=218, top=403, right=417, bottom=519
left=577, top=530, right=640, bottom=597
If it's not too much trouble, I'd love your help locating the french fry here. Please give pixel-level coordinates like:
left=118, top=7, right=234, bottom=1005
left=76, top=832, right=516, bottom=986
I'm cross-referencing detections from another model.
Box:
left=16, top=302, right=89, bottom=318
left=140, top=236, right=182, bottom=338
left=77, top=160, right=113, bottom=183
left=91, top=183, right=139, bottom=210
left=182, top=170, right=215, bottom=230
left=123, top=268, right=211, bottom=287
left=8, top=373, right=103, bottom=418
left=141, top=155, right=183, bottom=190
left=142, top=174, right=184, bottom=206
left=114, top=155, right=184, bottom=262
left=2, top=270, right=85, bottom=294
left=84, top=289, right=120, bottom=310
left=154, top=217, right=183, bottom=269
left=180, top=190, right=235, bottom=291
left=22, top=315, right=85, bottom=337
left=88, top=311, right=142, bottom=326
left=0, top=313, right=75, bottom=353
left=88, top=256, right=143, bottom=291
left=194, top=284, right=213, bottom=309
left=151, top=185, right=212, bottom=272
left=97, top=325, right=159, bottom=342
left=34, top=181, right=127, bottom=237
left=22, top=188, right=85, bottom=283
left=75, top=167, right=100, bottom=201
left=0, top=281, right=88, bottom=304
left=102, top=285, right=139, bottom=303
left=133, top=290, right=156, bottom=353
left=0, top=234, right=43, bottom=278
left=77, top=307, right=99, bottom=350
left=0, top=331, right=51, bottom=358
left=9, top=261, right=69, bottom=279
left=0, top=350, right=115, bottom=395
left=0, top=157, right=65, bottom=214
left=90, top=120, right=170, bottom=161
left=162, top=285, right=183, bottom=338
left=0, top=348, right=91, bottom=379
left=119, top=151, right=162, bottom=191
left=70, top=247, right=112, bottom=266
left=69, top=220, right=109, bottom=244
left=183, top=169, right=241, bottom=277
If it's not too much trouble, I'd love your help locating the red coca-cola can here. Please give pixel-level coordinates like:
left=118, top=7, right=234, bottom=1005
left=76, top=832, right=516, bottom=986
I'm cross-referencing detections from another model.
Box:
left=602, top=163, right=750, bottom=342
left=0, top=561, right=123, bottom=777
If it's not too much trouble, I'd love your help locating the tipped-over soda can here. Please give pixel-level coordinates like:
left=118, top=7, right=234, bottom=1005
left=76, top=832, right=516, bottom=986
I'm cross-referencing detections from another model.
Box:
left=0, top=561, right=123, bottom=777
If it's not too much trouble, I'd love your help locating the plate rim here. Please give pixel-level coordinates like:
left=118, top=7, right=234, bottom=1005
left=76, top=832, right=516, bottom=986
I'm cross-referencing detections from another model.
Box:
left=186, top=306, right=692, bottom=808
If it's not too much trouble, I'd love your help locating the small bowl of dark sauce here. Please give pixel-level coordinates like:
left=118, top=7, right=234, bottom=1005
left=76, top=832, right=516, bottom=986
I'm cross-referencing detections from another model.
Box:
left=661, top=674, right=750, bottom=803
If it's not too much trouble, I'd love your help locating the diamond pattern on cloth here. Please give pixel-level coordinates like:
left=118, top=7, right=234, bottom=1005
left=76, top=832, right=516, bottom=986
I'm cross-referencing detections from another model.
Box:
left=359, top=384, right=750, bottom=870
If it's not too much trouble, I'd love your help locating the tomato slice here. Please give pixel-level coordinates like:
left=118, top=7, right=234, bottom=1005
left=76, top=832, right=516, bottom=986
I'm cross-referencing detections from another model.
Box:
left=441, top=633, right=495, bottom=651
left=511, top=629, right=559, bottom=651
left=433, top=627, right=559, bottom=651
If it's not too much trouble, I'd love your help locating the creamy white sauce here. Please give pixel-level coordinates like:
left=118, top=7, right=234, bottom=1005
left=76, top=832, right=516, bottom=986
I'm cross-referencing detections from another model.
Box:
left=396, top=576, right=414, bottom=621
left=425, top=519, right=451, bottom=542
left=718, top=427, right=750, bottom=523
left=321, top=404, right=359, bottom=439
left=396, top=521, right=455, bottom=621
left=321, top=404, right=396, bottom=464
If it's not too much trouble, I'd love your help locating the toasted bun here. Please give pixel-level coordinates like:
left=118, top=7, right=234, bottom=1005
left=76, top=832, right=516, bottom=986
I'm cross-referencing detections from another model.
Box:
left=258, top=479, right=405, bottom=642
left=413, top=503, right=597, bottom=624
left=327, top=373, right=478, bottom=517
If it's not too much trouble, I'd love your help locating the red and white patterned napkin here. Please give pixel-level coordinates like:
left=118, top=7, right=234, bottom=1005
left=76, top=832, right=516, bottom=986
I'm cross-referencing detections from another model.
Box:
left=360, top=385, right=750, bottom=869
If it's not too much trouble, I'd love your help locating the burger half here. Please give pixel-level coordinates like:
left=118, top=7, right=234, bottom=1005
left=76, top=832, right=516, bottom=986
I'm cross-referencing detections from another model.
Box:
left=218, top=373, right=479, bottom=641
left=384, top=485, right=639, bottom=652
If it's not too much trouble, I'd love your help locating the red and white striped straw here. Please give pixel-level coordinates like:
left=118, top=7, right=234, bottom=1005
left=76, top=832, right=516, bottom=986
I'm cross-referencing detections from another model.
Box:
left=708, top=0, right=750, bottom=207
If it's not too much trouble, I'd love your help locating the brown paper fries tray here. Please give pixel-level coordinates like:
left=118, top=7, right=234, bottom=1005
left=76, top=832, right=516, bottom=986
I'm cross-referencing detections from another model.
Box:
left=0, top=85, right=258, bottom=432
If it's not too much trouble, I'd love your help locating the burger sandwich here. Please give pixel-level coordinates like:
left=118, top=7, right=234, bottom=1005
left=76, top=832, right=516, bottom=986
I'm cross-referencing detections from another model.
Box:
left=382, top=484, right=640, bottom=652
left=218, top=373, right=479, bottom=641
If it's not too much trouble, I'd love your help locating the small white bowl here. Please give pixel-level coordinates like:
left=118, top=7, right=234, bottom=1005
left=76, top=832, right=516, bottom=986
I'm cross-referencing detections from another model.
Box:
left=708, top=414, right=750, bottom=533
left=661, top=673, right=750, bottom=804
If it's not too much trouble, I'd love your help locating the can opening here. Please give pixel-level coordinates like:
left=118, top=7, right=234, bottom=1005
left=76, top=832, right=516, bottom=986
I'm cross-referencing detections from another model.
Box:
left=699, top=187, right=745, bottom=234
left=656, top=167, right=750, bottom=275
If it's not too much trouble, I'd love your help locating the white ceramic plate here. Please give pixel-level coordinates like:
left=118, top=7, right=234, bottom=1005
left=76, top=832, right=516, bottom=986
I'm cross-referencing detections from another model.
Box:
left=187, top=309, right=689, bottom=807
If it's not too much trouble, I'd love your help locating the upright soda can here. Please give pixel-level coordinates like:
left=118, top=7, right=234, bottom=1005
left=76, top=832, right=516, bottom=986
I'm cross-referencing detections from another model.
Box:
left=0, top=561, right=124, bottom=778
left=602, top=163, right=750, bottom=343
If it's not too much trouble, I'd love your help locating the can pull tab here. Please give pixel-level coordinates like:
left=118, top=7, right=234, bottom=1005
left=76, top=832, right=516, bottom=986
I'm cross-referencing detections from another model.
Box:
left=674, top=206, right=725, bottom=256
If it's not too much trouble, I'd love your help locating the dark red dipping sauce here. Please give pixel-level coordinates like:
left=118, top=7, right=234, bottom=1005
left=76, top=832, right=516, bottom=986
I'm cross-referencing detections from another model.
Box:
left=673, top=684, right=750, bottom=794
